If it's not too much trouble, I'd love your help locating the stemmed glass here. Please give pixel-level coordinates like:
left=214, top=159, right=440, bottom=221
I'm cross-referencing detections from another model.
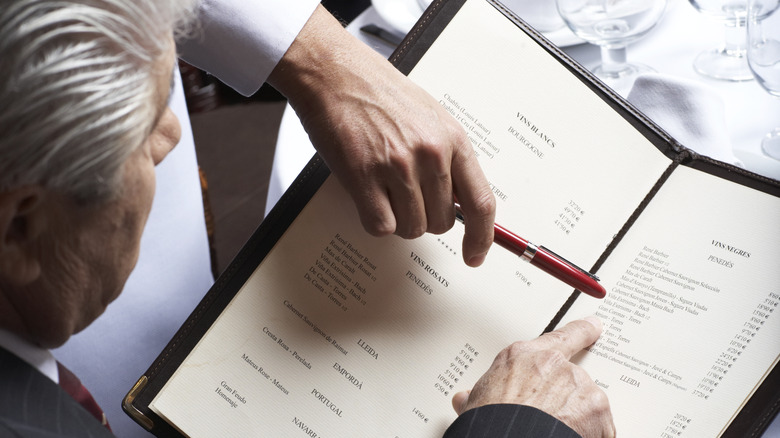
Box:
left=746, top=0, right=780, bottom=159
left=556, top=0, right=668, bottom=95
left=689, top=0, right=754, bottom=81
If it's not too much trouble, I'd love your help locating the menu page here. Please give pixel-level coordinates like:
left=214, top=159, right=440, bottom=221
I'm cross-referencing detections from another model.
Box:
left=560, top=166, right=780, bottom=437
left=150, top=176, right=579, bottom=437
left=405, top=0, right=671, bottom=271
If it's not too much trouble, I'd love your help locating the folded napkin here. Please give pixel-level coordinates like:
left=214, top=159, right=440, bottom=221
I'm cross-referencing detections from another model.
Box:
left=627, top=73, right=743, bottom=167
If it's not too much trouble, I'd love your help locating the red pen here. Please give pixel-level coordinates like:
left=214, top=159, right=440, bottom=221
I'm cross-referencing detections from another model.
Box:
left=454, top=204, right=606, bottom=299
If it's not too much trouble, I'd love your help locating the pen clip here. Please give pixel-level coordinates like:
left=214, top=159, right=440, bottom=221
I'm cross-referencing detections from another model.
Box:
left=539, top=245, right=601, bottom=282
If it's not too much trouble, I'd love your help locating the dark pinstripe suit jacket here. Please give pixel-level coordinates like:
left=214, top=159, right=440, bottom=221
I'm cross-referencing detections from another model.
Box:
left=443, top=403, right=581, bottom=438
left=0, top=346, right=577, bottom=438
left=0, top=347, right=114, bottom=438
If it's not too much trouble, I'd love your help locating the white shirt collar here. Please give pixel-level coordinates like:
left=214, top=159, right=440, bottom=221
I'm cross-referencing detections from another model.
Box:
left=0, top=329, right=59, bottom=383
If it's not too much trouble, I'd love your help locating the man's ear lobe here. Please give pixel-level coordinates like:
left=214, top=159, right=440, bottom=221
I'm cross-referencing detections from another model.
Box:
left=0, top=186, right=47, bottom=285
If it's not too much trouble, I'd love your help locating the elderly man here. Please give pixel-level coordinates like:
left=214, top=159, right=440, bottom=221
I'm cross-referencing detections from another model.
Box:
left=0, top=0, right=196, bottom=435
left=0, top=1, right=614, bottom=437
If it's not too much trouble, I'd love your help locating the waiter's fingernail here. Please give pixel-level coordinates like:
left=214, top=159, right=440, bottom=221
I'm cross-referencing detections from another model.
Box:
left=467, top=252, right=487, bottom=267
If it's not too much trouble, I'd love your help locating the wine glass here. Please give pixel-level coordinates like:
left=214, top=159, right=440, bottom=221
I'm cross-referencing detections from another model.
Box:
left=556, top=0, right=668, bottom=95
left=746, top=0, right=780, bottom=159
left=688, top=0, right=753, bottom=81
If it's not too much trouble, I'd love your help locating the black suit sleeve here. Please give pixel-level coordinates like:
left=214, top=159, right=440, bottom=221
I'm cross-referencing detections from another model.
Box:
left=443, top=404, right=581, bottom=438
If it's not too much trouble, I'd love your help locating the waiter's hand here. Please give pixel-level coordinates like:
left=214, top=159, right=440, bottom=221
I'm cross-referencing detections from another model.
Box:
left=269, top=5, right=496, bottom=267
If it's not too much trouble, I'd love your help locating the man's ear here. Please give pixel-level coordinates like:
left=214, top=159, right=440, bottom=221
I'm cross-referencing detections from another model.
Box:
left=0, top=186, right=47, bottom=285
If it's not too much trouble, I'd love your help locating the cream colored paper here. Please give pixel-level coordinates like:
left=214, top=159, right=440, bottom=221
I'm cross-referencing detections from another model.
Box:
left=560, top=166, right=780, bottom=437
left=151, top=177, right=580, bottom=436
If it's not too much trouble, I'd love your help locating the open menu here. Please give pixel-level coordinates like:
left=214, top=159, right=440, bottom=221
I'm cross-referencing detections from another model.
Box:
left=123, top=0, right=780, bottom=436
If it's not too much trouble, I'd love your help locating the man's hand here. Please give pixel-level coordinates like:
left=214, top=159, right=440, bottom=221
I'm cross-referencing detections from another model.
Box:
left=268, top=6, right=496, bottom=267
left=452, top=317, right=616, bottom=438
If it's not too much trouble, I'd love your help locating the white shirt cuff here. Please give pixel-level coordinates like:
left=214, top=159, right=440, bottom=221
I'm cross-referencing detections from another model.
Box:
left=179, top=0, right=321, bottom=96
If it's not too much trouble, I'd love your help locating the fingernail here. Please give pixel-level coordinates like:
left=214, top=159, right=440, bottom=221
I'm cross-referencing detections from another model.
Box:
left=584, top=315, right=603, bottom=330
left=467, top=252, right=487, bottom=267
left=451, top=390, right=471, bottom=414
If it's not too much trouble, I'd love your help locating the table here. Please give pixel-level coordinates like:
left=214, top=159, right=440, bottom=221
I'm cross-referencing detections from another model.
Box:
left=565, top=0, right=780, bottom=178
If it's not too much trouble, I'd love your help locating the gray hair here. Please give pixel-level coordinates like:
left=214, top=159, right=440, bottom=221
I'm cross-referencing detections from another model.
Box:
left=0, top=0, right=199, bottom=201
